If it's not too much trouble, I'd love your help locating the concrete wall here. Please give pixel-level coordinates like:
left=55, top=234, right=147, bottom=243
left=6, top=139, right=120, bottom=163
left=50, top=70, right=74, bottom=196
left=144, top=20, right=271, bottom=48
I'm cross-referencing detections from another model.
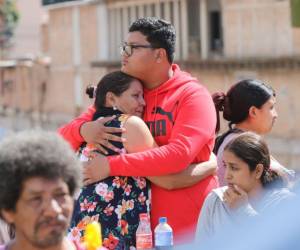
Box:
left=45, top=4, right=102, bottom=116
left=42, top=0, right=300, bottom=115
left=186, top=63, right=300, bottom=170
left=10, top=0, right=46, bottom=58
left=222, top=0, right=296, bottom=58
left=1, top=0, right=299, bottom=170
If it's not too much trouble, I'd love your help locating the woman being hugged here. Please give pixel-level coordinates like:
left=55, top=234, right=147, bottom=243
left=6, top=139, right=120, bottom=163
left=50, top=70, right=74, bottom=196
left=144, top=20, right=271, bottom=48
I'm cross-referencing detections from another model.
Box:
left=213, top=79, right=294, bottom=186
left=68, top=71, right=216, bottom=249
left=196, top=132, right=294, bottom=239
left=68, top=71, right=155, bottom=249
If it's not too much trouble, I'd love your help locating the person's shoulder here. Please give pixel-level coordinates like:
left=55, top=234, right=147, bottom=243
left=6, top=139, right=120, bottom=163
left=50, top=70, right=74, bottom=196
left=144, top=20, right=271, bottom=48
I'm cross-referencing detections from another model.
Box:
left=177, top=81, right=212, bottom=105
left=200, top=187, right=228, bottom=221
left=173, top=67, right=202, bottom=88
left=122, top=115, right=155, bottom=153
left=205, top=187, right=226, bottom=204
left=123, top=115, right=151, bottom=138
left=212, top=186, right=227, bottom=199
left=122, top=115, right=146, bottom=129
left=216, top=131, right=240, bottom=154
left=171, top=66, right=212, bottom=102
left=180, top=76, right=205, bottom=90
left=106, top=114, right=141, bottom=129
left=262, top=187, right=296, bottom=210
left=223, top=130, right=240, bottom=143
left=270, top=187, right=295, bottom=199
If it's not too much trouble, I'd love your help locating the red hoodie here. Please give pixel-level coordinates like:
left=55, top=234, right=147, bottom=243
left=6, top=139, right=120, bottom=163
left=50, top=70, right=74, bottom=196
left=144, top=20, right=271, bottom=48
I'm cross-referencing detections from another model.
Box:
left=58, top=64, right=218, bottom=243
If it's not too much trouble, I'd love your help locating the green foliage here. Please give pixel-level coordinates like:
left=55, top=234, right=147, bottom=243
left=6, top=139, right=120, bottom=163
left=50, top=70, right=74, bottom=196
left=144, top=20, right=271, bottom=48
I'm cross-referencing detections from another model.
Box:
left=0, top=0, right=19, bottom=48
left=291, top=0, right=300, bottom=27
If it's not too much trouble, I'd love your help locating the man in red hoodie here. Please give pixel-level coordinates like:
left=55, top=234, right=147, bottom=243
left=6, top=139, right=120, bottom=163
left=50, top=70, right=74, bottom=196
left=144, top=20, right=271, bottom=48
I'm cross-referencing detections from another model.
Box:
left=59, top=17, right=218, bottom=243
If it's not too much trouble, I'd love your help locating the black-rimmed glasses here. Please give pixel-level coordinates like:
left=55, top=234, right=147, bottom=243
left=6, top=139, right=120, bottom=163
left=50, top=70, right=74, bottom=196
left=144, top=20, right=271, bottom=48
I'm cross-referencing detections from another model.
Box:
left=120, top=44, right=155, bottom=57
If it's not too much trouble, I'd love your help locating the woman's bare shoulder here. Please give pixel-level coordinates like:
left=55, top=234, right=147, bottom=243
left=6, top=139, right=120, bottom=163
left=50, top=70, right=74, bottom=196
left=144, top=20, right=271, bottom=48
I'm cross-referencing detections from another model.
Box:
left=122, top=115, right=156, bottom=153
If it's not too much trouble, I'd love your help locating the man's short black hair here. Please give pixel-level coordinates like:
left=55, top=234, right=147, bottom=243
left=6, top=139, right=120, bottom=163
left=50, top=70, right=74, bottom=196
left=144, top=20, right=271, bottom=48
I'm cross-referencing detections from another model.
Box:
left=0, top=130, right=81, bottom=216
left=129, top=17, right=176, bottom=63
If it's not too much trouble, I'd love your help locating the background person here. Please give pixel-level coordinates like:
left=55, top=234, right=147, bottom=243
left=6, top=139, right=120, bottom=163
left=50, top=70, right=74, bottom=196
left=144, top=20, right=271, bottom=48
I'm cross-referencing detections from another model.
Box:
left=196, top=132, right=294, bottom=240
left=213, top=79, right=295, bottom=186
left=0, top=130, right=82, bottom=250
left=59, top=17, right=218, bottom=243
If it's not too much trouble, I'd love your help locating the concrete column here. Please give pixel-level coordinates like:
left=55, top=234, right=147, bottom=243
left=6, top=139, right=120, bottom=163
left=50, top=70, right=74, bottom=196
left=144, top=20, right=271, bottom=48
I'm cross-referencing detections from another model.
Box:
left=115, top=8, right=122, bottom=60
left=164, top=1, right=171, bottom=22
left=154, top=2, right=161, bottom=18
left=122, top=7, right=129, bottom=41
left=180, top=0, right=188, bottom=60
left=138, top=4, right=144, bottom=18
left=72, top=6, right=82, bottom=108
left=200, top=0, right=208, bottom=59
left=130, top=5, right=137, bottom=24
left=173, top=0, right=181, bottom=60
left=145, top=4, right=152, bottom=17
left=109, top=8, right=116, bottom=59
left=96, top=2, right=109, bottom=60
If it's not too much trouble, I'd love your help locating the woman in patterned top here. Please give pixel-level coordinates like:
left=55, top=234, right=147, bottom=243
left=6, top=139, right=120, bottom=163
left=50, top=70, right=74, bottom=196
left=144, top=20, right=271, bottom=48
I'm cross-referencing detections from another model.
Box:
left=68, top=71, right=216, bottom=250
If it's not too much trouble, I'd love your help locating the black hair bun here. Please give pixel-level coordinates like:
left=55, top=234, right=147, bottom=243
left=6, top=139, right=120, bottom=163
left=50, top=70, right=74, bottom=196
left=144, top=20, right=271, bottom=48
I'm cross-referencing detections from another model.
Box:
left=212, top=92, right=226, bottom=111
left=86, top=85, right=96, bottom=99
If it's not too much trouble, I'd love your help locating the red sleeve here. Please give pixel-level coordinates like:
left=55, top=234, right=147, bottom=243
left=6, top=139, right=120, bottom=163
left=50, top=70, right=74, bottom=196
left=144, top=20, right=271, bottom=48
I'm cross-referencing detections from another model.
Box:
left=57, top=105, right=95, bottom=151
left=108, top=85, right=216, bottom=176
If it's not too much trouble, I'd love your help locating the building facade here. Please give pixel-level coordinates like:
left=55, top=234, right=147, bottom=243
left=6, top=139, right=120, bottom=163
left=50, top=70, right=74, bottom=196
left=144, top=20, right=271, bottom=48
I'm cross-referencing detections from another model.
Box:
left=1, top=0, right=300, bottom=168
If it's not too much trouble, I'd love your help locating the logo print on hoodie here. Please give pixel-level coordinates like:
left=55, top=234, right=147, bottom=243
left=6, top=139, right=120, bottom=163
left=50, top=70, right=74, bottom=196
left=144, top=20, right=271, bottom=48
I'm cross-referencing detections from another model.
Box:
left=146, top=101, right=179, bottom=137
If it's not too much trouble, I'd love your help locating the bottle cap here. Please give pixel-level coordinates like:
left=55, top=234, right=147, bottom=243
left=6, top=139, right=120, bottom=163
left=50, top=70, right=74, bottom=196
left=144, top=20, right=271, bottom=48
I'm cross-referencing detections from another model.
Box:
left=139, top=213, right=149, bottom=220
left=159, top=217, right=167, bottom=223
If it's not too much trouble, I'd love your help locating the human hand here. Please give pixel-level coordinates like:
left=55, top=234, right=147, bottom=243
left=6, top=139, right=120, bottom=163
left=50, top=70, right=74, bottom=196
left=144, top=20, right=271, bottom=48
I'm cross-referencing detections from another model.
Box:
left=82, top=154, right=110, bottom=185
left=80, top=116, right=126, bottom=154
left=223, top=185, right=249, bottom=210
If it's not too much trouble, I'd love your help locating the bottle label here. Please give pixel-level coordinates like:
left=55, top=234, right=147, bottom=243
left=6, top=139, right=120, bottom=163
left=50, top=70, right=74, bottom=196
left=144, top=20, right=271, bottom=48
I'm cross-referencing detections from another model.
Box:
left=155, top=232, right=173, bottom=246
left=136, top=233, right=153, bottom=249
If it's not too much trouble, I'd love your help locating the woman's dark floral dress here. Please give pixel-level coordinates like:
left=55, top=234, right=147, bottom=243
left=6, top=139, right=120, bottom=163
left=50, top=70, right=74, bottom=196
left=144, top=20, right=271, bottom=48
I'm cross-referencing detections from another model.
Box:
left=68, top=107, right=151, bottom=250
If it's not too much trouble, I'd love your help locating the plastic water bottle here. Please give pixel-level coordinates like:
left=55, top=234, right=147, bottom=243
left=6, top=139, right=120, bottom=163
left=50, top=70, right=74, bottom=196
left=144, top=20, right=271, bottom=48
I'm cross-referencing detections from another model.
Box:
left=136, top=213, right=153, bottom=250
left=154, top=217, right=173, bottom=250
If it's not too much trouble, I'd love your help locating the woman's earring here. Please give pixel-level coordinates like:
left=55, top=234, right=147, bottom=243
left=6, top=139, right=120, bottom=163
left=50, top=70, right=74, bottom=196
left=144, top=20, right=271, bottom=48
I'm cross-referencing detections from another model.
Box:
left=113, top=106, right=117, bottom=110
